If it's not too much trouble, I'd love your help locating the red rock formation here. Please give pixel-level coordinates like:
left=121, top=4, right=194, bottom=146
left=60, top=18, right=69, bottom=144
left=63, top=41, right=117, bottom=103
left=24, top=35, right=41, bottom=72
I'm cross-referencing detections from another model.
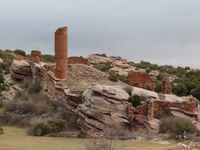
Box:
left=162, top=77, right=172, bottom=94
left=128, top=72, right=156, bottom=91
left=31, top=50, right=41, bottom=63
left=54, top=26, right=68, bottom=79
left=68, top=56, right=88, bottom=65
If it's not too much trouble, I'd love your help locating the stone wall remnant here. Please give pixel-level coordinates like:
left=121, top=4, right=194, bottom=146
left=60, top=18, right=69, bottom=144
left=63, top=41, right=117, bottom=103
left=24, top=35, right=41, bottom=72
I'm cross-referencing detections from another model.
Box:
left=54, top=26, right=68, bottom=79
left=162, top=77, right=172, bottom=94
left=30, top=50, right=41, bottom=63
left=128, top=72, right=156, bottom=91
left=68, top=56, right=88, bottom=65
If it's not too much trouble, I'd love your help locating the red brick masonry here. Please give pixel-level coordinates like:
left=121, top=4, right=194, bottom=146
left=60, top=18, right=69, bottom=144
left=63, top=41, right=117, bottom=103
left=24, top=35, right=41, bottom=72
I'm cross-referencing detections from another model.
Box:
left=54, top=27, right=68, bottom=79
left=128, top=72, right=156, bottom=91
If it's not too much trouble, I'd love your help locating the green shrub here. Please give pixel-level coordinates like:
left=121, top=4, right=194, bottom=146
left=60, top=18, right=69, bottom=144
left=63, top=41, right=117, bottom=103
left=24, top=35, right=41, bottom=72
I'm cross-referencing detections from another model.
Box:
left=93, top=62, right=112, bottom=72
left=190, top=86, right=200, bottom=101
left=108, top=72, right=119, bottom=82
left=41, top=55, right=55, bottom=63
left=128, top=95, right=141, bottom=107
left=173, top=83, right=188, bottom=96
left=47, top=119, right=67, bottom=132
left=94, top=53, right=107, bottom=57
left=77, top=131, right=87, bottom=138
left=32, top=122, right=52, bottom=136
left=14, top=49, right=26, bottom=56
left=157, top=73, right=168, bottom=81
left=108, top=72, right=128, bottom=82
left=29, top=119, right=67, bottom=136
left=155, top=81, right=162, bottom=93
left=0, top=50, right=13, bottom=64
left=118, top=75, right=128, bottom=82
left=171, top=118, right=197, bottom=136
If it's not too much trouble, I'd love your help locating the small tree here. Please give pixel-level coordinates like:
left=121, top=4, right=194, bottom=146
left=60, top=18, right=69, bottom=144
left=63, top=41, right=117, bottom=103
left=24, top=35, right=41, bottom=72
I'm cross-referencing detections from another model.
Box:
left=191, top=86, right=200, bottom=101
left=108, top=72, right=118, bottom=82
left=171, top=118, right=196, bottom=138
left=173, top=83, right=188, bottom=96
left=14, top=49, right=26, bottom=56
left=128, top=95, right=141, bottom=107
left=155, top=81, right=162, bottom=93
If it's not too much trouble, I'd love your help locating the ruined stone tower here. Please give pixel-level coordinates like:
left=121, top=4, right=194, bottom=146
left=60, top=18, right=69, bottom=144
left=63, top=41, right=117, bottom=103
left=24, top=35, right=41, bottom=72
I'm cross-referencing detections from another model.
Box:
left=54, top=26, right=68, bottom=79
left=162, top=77, right=172, bottom=94
left=31, top=50, right=41, bottom=63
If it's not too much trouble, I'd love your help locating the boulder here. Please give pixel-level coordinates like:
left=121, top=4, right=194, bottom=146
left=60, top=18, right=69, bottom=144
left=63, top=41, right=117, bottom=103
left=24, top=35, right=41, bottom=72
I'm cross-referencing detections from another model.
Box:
left=11, top=60, right=31, bottom=80
left=76, top=85, right=130, bottom=132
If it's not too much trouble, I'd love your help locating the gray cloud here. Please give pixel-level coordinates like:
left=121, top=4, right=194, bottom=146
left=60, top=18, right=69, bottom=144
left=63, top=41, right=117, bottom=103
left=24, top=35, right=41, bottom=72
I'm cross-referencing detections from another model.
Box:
left=0, top=0, right=200, bottom=67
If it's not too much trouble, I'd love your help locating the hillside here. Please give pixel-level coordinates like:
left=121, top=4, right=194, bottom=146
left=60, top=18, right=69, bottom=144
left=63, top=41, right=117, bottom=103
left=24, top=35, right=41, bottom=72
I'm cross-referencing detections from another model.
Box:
left=0, top=49, right=200, bottom=144
left=88, top=53, right=200, bottom=101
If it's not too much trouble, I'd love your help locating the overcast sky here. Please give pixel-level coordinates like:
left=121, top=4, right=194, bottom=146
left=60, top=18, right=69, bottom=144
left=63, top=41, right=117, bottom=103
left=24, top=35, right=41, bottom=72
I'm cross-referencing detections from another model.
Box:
left=0, top=0, right=200, bottom=67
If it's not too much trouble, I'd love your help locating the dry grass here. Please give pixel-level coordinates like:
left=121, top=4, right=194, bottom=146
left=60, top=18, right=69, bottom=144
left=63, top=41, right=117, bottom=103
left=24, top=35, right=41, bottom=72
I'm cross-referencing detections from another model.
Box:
left=0, top=126, right=181, bottom=150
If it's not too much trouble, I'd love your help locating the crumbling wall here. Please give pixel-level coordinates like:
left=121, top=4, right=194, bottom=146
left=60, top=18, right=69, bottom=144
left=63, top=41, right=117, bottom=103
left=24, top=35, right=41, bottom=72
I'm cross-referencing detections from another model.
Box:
left=162, top=77, right=172, bottom=94
left=128, top=98, right=198, bottom=122
left=128, top=72, right=156, bottom=91
left=68, top=56, right=88, bottom=65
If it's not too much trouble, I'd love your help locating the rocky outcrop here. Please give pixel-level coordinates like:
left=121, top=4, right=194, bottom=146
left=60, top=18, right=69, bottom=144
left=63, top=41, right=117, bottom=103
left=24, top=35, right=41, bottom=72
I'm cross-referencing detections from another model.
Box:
left=88, top=54, right=113, bottom=64
left=77, top=85, right=130, bottom=132
left=77, top=85, right=200, bottom=133
left=112, top=60, right=131, bottom=69
left=110, top=66, right=137, bottom=77
left=11, top=60, right=32, bottom=80
left=128, top=72, right=156, bottom=91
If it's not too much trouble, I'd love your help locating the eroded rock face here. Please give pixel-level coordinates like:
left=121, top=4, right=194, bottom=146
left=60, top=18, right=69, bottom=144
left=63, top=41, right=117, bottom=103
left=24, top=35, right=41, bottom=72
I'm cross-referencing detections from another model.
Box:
left=77, top=85, right=130, bottom=132
left=11, top=60, right=32, bottom=80
left=128, top=72, right=156, bottom=91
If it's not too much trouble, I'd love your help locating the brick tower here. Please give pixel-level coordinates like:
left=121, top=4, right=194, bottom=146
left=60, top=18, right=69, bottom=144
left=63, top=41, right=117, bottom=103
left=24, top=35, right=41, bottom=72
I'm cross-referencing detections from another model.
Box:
left=54, top=26, right=68, bottom=79
left=30, top=50, right=41, bottom=63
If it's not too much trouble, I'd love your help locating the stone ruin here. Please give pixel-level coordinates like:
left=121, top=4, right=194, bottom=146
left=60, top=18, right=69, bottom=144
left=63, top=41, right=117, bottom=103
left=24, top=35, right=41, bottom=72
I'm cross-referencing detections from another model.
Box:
left=77, top=85, right=200, bottom=133
left=54, top=26, right=68, bottom=79
left=30, top=50, right=41, bottom=63
left=7, top=26, right=200, bottom=135
left=128, top=71, right=156, bottom=91
left=162, top=77, right=172, bottom=94
left=68, top=56, right=89, bottom=65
